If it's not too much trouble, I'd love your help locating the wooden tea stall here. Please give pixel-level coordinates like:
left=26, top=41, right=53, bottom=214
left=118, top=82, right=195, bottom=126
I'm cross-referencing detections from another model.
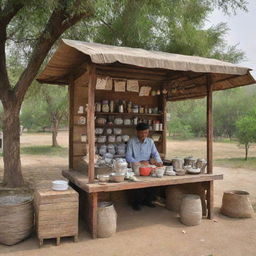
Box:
left=37, top=39, right=255, bottom=238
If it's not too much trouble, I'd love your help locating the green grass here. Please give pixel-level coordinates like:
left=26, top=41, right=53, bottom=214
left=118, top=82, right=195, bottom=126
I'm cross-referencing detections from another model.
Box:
left=20, top=145, right=68, bottom=156
left=214, top=157, right=256, bottom=169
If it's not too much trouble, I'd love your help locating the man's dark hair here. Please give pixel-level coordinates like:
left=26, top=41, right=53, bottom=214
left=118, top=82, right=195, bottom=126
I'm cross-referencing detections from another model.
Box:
left=136, top=122, right=149, bottom=131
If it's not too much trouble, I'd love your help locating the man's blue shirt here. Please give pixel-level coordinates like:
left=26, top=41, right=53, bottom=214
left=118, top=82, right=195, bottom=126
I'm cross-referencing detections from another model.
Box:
left=125, top=137, right=162, bottom=163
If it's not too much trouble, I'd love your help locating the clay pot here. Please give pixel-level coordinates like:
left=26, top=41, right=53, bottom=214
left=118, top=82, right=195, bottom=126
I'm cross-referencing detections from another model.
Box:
left=165, top=186, right=185, bottom=212
left=220, top=190, right=254, bottom=218
left=196, top=159, right=207, bottom=173
left=184, top=157, right=197, bottom=168
left=97, top=202, right=117, bottom=238
left=172, top=158, right=184, bottom=171
left=180, top=194, right=202, bottom=226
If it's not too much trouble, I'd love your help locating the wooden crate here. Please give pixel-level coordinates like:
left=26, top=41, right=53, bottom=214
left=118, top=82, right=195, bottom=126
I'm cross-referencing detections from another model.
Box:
left=34, top=187, right=79, bottom=247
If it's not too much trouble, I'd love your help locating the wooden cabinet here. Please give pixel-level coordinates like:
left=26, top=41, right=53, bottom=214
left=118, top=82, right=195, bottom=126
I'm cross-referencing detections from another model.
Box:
left=69, top=71, right=167, bottom=172
left=34, top=188, right=79, bottom=247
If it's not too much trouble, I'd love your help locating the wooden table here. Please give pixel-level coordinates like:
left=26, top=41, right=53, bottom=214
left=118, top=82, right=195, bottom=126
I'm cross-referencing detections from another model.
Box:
left=34, top=185, right=79, bottom=247
left=62, top=169, right=223, bottom=239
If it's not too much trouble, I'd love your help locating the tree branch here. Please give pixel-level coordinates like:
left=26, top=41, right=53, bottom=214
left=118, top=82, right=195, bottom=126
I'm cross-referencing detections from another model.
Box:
left=14, top=2, right=92, bottom=105
left=0, top=1, right=24, bottom=100
left=0, top=1, right=24, bottom=27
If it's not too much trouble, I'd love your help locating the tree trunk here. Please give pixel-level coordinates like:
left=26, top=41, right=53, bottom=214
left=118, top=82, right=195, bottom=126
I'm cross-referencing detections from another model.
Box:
left=245, top=144, right=249, bottom=160
left=52, top=118, right=59, bottom=147
left=3, top=105, right=24, bottom=187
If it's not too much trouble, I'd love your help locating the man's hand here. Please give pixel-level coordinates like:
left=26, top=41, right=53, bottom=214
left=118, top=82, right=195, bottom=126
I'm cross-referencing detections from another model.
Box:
left=140, top=161, right=149, bottom=165
left=155, top=162, right=163, bottom=167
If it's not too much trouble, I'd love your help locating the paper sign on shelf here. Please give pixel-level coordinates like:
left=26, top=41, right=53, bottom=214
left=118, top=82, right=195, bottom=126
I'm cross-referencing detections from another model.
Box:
left=127, top=80, right=139, bottom=92
left=139, top=86, right=151, bottom=96
left=114, top=80, right=126, bottom=92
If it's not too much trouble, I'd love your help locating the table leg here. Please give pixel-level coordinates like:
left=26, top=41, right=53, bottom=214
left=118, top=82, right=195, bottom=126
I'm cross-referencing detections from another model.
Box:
left=88, top=192, right=98, bottom=239
left=206, top=181, right=214, bottom=219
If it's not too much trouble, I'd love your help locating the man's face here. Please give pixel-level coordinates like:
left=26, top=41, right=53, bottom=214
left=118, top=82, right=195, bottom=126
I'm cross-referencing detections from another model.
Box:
left=137, top=129, right=149, bottom=141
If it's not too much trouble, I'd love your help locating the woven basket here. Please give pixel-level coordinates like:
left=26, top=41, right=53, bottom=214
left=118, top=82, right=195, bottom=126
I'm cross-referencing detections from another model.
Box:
left=221, top=190, right=254, bottom=218
left=0, top=190, right=34, bottom=245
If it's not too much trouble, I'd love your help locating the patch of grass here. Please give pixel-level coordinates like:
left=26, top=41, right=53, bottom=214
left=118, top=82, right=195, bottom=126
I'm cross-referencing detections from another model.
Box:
left=214, top=157, right=256, bottom=169
left=213, top=137, right=238, bottom=144
left=20, top=145, right=68, bottom=157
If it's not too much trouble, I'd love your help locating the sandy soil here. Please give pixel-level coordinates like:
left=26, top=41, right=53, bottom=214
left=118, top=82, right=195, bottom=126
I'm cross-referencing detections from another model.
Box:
left=0, top=132, right=255, bottom=256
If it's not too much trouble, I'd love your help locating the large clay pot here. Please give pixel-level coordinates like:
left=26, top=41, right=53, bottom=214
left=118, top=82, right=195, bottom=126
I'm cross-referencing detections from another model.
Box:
left=220, top=190, right=254, bottom=218
left=180, top=194, right=202, bottom=226
left=165, top=186, right=185, bottom=212
left=97, top=202, right=117, bottom=238
left=0, top=190, right=34, bottom=245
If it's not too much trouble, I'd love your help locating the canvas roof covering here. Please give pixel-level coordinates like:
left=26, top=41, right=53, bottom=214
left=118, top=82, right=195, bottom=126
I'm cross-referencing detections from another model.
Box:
left=37, top=39, right=255, bottom=100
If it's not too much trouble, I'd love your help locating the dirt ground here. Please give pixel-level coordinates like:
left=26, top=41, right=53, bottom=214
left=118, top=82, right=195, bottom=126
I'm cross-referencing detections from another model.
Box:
left=0, top=132, right=255, bottom=256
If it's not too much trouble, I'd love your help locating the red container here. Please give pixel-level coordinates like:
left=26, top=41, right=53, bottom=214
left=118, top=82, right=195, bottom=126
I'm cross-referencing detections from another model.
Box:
left=139, top=167, right=152, bottom=176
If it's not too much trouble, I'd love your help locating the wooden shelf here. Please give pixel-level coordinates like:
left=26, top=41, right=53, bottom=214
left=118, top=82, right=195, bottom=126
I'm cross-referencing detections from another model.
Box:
left=96, top=124, right=135, bottom=128
left=95, top=112, right=162, bottom=117
left=95, top=124, right=164, bottom=131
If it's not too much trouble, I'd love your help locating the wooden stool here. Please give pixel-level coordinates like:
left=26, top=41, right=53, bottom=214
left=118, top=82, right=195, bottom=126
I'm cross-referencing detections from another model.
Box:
left=34, top=186, right=79, bottom=247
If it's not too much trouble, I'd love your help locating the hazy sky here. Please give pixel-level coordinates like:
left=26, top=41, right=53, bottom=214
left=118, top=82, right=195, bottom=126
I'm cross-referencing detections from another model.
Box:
left=207, top=0, right=256, bottom=77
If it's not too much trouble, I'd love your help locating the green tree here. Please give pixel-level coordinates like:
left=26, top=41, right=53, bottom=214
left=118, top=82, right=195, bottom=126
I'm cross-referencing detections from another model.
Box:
left=0, top=0, right=94, bottom=187
left=236, top=110, right=256, bottom=160
left=0, top=0, right=248, bottom=187
left=21, top=84, right=68, bottom=146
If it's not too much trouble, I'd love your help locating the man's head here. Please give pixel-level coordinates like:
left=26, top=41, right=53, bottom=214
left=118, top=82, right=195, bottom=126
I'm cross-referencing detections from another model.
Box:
left=136, top=123, right=149, bottom=142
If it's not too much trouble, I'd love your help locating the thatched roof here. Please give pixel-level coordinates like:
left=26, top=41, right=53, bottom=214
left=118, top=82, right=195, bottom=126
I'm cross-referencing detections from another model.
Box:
left=37, top=39, right=255, bottom=101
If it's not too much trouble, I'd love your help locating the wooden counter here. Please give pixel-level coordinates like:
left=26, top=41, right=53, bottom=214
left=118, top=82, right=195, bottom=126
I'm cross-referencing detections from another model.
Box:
left=62, top=169, right=223, bottom=239
left=62, top=169, right=223, bottom=193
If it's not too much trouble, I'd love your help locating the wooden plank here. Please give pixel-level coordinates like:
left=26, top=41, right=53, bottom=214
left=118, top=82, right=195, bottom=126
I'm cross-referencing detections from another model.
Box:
left=87, top=64, right=96, bottom=183
left=38, top=202, right=78, bottom=211
left=62, top=170, right=223, bottom=193
left=69, top=77, right=75, bottom=169
left=207, top=75, right=213, bottom=174
left=35, top=189, right=78, bottom=204
left=88, top=192, right=98, bottom=239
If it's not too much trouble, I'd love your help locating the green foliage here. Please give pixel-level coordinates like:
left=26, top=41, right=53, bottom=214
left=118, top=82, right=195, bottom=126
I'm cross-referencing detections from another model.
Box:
left=235, top=108, right=256, bottom=159
left=168, top=98, right=206, bottom=138
left=20, top=83, right=68, bottom=131
left=77, top=0, right=246, bottom=63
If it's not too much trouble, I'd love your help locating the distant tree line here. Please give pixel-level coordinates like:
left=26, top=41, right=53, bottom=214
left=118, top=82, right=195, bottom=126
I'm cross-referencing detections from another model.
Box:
left=168, top=84, right=256, bottom=159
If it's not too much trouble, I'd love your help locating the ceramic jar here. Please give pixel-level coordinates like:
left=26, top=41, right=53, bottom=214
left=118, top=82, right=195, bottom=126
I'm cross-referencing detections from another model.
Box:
left=180, top=194, right=202, bottom=226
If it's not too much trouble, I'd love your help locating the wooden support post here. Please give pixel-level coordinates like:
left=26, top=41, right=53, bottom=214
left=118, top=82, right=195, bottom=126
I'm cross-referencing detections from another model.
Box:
left=88, top=192, right=98, bottom=239
left=206, top=180, right=214, bottom=219
left=87, top=64, right=96, bottom=183
left=162, top=96, right=167, bottom=158
left=207, top=75, right=213, bottom=174
left=69, top=78, right=74, bottom=169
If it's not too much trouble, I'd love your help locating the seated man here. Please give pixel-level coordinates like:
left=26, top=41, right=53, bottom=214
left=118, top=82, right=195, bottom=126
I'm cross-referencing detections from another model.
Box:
left=126, top=122, right=163, bottom=210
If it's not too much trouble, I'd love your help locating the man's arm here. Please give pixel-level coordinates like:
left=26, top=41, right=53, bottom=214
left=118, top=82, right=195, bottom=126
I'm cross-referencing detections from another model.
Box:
left=125, top=139, right=137, bottom=163
left=151, top=140, right=162, bottom=163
